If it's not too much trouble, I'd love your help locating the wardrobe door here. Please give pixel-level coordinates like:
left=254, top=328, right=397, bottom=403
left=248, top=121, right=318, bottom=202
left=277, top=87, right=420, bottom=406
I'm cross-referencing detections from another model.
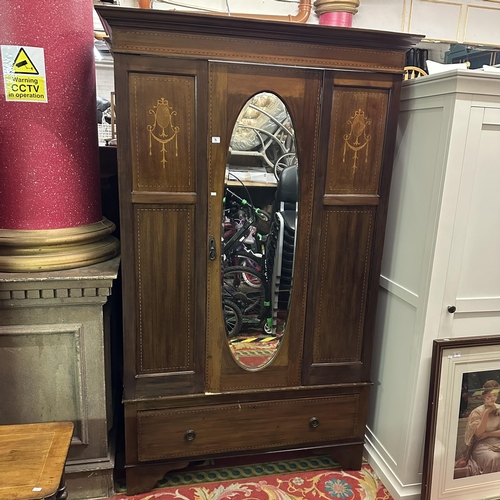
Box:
left=303, top=72, right=402, bottom=385
left=207, top=62, right=322, bottom=392
left=115, top=55, right=208, bottom=399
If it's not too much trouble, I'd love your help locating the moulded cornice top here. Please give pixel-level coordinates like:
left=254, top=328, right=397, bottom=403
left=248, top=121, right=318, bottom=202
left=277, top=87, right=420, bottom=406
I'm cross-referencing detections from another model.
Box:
left=95, top=5, right=423, bottom=54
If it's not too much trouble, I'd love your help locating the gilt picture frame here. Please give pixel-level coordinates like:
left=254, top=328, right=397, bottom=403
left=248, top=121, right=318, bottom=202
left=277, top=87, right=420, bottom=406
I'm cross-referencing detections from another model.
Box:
left=422, top=336, right=500, bottom=500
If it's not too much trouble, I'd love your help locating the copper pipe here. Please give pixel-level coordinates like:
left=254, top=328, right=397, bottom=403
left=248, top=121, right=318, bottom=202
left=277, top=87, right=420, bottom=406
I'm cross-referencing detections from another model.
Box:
left=139, top=0, right=312, bottom=23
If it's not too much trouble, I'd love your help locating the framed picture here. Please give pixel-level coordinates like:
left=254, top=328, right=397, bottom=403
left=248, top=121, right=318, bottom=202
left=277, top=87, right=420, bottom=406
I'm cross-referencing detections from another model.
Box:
left=422, top=336, right=500, bottom=500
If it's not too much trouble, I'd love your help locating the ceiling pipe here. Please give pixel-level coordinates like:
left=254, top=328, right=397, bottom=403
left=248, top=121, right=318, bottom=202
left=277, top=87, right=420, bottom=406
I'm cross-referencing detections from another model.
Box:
left=138, top=0, right=312, bottom=23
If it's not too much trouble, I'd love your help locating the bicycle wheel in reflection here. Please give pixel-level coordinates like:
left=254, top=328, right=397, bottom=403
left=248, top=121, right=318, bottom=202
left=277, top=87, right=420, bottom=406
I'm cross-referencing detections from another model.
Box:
left=222, top=266, right=267, bottom=335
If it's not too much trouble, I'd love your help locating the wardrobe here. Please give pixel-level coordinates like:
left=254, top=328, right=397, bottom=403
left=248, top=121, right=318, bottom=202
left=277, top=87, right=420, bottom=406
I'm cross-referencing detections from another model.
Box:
left=366, top=69, right=500, bottom=500
left=96, top=5, right=421, bottom=494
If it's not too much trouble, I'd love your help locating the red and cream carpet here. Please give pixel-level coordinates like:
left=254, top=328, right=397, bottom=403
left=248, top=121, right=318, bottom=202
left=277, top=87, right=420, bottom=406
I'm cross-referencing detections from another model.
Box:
left=113, top=452, right=393, bottom=500
left=229, top=339, right=279, bottom=368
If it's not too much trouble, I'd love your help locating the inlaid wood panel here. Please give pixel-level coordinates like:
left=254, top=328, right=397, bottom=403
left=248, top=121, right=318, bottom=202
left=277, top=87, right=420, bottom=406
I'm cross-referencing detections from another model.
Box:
left=311, top=208, right=374, bottom=363
left=116, top=56, right=207, bottom=399
left=326, top=89, right=388, bottom=195
left=130, top=73, right=195, bottom=192
left=114, top=29, right=405, bottom=73
left=137, top=394, right=360, bottom=461
left=135, top=206, right=194, bottom=374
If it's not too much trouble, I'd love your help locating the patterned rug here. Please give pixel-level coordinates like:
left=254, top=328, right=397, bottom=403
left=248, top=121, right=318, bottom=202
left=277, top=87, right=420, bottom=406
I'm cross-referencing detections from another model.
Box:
left=113, top=453, right=393, bottom=500
left=229, top=339, right=279, bottom=368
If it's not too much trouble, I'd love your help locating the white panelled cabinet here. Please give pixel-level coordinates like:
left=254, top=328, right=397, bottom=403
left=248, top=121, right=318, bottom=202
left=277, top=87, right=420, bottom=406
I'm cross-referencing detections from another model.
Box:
left=364, top=70, right=500, bottom=500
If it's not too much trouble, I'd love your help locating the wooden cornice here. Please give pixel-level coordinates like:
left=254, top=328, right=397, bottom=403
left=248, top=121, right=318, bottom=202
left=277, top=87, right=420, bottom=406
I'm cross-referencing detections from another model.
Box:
left=95, top=5, right=422, bottom=55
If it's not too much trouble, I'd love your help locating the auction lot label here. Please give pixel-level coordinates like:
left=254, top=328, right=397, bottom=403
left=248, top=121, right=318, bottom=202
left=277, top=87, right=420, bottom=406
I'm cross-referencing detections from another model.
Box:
left=1, top=45, right=47, bottom=102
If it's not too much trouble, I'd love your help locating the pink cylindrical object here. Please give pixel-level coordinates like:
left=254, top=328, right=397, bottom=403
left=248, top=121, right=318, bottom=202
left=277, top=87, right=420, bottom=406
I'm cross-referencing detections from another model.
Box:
left=0, top=0, right=102, bottom=230
left=319, top=11, right=353, bottom=27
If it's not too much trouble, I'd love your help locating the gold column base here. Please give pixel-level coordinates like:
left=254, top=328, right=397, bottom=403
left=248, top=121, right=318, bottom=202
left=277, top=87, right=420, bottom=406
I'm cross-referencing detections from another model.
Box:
left=0, top=218, right=120, bottom=272
left=314, top=0, right=360, bottom=15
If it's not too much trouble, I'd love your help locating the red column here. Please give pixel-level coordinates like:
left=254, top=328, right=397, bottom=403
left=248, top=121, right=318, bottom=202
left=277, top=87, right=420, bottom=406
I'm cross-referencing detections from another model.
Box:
left=0, top=0, right=118, bottom=271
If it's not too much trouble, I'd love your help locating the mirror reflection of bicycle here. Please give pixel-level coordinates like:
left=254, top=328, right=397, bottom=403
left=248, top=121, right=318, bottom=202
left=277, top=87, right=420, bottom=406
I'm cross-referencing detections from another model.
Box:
left=221, top=169, right=297, bottom=341
left=221, top=178, right=272, bottom=338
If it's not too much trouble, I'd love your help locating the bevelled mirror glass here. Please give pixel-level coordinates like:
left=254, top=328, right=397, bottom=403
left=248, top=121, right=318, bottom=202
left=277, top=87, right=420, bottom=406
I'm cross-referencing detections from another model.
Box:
left=221, top=92, right=298, bottom=370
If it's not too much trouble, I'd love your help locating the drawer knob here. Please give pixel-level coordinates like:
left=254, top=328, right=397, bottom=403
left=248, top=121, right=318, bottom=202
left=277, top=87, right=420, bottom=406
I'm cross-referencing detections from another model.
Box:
left=309, top=417, right=320, bottom=429
left=184, top=430, right=196, bottom=441
left=447, top=305, right=456, bottom=314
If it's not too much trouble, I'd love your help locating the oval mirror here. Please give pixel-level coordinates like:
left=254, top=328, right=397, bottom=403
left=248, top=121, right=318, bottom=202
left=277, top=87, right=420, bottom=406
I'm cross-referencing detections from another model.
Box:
left=221, top=92, right=298, bottom=370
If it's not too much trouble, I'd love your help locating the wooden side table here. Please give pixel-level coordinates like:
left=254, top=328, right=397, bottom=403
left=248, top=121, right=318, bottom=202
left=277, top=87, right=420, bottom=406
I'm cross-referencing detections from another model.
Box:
left=0, top=422, right=74, bottom=500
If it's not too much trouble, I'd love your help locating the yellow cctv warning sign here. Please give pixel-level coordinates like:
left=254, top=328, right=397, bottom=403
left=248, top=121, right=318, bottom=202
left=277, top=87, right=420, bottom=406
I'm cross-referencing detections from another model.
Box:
left=12, top=48, right=39, bottom=74
left=1, top=45, right=47, bottom=102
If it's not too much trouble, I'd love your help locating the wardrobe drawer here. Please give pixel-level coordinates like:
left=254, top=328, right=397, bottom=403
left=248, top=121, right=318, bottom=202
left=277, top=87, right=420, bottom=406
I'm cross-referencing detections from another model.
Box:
left=137, top=394, right=360, bottom=461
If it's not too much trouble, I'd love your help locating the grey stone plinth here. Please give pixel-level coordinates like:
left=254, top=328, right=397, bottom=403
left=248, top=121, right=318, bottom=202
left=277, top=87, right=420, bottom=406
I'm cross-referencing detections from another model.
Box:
left=0, top=256, right=121, bottom=499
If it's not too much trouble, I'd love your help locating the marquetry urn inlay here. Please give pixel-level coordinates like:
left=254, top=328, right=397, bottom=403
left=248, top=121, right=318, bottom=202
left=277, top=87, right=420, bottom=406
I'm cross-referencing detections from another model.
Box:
left=147, top=98, right=180, bottom=168
left=343, top=109, right=371, bottom=172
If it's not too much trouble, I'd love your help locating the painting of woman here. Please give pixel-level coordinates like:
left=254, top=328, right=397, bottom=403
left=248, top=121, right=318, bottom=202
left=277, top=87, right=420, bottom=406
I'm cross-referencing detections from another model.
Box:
left=463, top=379, right=500, bottom=475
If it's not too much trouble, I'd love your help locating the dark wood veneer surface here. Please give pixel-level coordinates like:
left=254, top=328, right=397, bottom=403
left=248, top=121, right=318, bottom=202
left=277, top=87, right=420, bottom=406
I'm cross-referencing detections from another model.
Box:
left=97, top=5, right=421, bottom=52
left=96, top=5, right=422, bottom=494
